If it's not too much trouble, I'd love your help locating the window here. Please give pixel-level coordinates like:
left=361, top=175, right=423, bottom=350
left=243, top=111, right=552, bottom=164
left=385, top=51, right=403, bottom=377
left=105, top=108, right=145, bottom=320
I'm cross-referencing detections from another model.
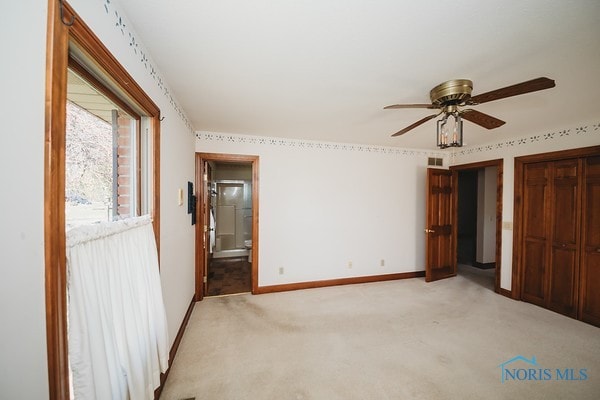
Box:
left=66, top=68, right=141, bottom=226
left=45, top=2, right=161, bottom=397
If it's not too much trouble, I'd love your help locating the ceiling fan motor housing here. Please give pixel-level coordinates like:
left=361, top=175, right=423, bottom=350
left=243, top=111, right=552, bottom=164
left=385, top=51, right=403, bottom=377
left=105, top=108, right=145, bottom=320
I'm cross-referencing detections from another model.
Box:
left=430, top=79, right=473, bottom=106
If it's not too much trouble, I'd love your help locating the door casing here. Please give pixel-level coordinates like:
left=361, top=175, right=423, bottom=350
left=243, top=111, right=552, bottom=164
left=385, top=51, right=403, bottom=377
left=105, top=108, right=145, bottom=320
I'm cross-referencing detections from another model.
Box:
left=195, top=153, right=259, bottom=300
left=450, top=159, right=503, bottom=294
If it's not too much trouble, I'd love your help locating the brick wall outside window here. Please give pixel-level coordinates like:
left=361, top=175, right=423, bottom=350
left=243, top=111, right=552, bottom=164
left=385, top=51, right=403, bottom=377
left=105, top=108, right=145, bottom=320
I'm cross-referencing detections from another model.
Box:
left=116, top=113, right=133, bottom=217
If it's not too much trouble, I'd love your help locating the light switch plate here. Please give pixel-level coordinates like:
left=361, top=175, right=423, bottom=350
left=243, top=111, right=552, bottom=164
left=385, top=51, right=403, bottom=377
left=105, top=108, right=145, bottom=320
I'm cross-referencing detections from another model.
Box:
left=502, top=221, right=513, bottom=230
left=178, top=188, right=184, bottom=206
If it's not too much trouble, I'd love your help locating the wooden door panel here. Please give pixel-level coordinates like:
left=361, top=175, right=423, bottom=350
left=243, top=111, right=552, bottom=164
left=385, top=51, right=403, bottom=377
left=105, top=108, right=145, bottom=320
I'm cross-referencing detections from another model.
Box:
left=425, top=169, right=455, bottom=282
left=204, top=162, right=213, bottom=296
left=522, top=240, right=546, bottom=305
left=583, top=157, right=600, bottom=245
left=522, top=163, right=549, bottom=303
left=548, top=247, right=578, bottom=316
left=547, top=159, right=580, bottom=317
left=580, top=156, right=600, bottom=326
left=552, top=160, right=579, bottom=243
left=552, top=183, right=579, bottom=243
left=580, top=253, right=600, bottom=326
left=523, top=163, right=548, bottom=239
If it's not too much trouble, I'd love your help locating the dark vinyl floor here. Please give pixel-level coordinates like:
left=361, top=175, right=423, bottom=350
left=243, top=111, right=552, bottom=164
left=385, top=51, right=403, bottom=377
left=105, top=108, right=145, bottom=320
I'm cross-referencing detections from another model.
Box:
left=207, top=257, right=252, bottom=296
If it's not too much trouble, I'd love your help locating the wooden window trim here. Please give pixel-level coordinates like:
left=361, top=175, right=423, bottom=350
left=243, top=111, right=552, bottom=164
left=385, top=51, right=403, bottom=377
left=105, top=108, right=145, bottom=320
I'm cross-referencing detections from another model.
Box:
left=45, top=1, right=161, bottom=398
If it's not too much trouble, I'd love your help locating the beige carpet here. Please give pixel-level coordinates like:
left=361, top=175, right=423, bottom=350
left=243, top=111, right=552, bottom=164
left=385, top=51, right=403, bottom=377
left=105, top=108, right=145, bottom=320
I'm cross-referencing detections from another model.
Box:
left=160, top=265, right=600, bottom=399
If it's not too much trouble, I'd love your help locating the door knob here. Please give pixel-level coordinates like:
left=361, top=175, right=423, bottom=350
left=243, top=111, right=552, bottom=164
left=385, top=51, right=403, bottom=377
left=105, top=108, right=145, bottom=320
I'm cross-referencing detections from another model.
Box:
left=424, top=229, right=435, bottom=233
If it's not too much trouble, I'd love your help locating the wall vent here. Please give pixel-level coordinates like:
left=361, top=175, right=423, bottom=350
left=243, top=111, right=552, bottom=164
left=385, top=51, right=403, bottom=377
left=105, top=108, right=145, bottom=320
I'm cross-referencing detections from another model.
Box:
left=428, top=157, right=443, bottom=166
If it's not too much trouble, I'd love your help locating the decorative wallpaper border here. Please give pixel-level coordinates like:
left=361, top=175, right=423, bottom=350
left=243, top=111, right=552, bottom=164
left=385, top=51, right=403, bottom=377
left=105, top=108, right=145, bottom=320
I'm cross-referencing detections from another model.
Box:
left=102, top=0, right=194, bottom=133
left=196, top=131, right=447, bottom=158
left=452, top=121, right=600, bottom=157
left=197, top=120, right=599, bottom=159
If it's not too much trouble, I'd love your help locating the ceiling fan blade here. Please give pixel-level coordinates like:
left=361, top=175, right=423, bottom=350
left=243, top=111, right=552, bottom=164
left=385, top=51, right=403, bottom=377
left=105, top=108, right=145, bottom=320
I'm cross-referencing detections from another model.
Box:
left=461, top=109, right=505, bottom=129
left=391, top=114, right=438, bottom=137
left=384, top=104, right=438, bottom=110
left=469, top=77, right=555, bottom=104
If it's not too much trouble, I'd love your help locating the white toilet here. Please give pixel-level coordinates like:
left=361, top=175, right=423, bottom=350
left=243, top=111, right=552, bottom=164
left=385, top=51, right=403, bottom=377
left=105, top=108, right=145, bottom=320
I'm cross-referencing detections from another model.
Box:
left=244, top=239, right=252, bottom=262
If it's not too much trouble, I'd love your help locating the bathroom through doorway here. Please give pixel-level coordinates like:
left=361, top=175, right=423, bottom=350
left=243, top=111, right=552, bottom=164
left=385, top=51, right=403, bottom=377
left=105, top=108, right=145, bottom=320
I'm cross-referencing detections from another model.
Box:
left=195, top=153, right=259, bottom=300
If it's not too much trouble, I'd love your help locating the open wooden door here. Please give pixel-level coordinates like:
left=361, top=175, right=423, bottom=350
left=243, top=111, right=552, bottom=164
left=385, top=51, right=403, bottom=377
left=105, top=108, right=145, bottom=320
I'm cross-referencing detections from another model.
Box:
left=202, top=161, right=213, bottom=297
left=195, top=159, right=212, bottom=300
left=425, top=168, right=457, bottom=282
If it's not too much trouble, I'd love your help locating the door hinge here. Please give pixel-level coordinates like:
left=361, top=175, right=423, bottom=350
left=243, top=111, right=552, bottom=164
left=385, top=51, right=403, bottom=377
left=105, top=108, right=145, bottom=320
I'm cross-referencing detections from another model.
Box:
left=203, top=276, right=207, bottom=283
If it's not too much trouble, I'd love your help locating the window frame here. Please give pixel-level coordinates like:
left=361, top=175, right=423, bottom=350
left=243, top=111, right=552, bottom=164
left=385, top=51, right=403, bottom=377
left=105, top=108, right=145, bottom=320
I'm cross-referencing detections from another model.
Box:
left=66, top=64, right=142, bottom=222
left=45, top=1, right=161, bottom=398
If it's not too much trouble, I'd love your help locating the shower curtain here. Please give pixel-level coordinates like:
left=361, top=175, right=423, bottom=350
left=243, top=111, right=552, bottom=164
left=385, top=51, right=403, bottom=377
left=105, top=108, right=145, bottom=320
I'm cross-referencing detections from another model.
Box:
left=67, top=215, right=169, bottom=400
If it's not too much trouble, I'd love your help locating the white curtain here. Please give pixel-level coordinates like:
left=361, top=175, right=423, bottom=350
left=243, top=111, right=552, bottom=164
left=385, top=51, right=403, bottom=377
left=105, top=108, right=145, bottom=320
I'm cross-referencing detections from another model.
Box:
left=67, top=215, right=169, bottom=400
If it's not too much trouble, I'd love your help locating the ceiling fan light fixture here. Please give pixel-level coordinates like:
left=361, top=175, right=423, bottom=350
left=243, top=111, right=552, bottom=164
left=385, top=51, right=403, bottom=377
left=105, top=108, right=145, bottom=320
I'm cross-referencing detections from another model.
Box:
left=384, top=76, right=555, bottom=147
left=430, top=79, right=473, bottom=106
left=437, top=112, right=463, bottom=149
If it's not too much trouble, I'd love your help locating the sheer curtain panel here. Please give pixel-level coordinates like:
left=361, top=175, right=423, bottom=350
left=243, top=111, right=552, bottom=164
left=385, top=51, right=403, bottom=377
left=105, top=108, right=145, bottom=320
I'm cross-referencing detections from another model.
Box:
left=67, top=215, right=169, bottom=400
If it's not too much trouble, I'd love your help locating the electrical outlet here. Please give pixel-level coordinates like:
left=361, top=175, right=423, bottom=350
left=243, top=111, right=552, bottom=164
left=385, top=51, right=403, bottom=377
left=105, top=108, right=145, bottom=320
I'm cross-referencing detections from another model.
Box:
left=279, top=267, right=284, bottom=275
left=380, top=259, right=385, bottom=267
left=348, top=261, right=353, bottom=268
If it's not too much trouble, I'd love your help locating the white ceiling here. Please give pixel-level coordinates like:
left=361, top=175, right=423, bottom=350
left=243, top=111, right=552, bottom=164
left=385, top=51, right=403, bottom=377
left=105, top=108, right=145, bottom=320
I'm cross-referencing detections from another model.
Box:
left=118, top=0, right=600, bottom=150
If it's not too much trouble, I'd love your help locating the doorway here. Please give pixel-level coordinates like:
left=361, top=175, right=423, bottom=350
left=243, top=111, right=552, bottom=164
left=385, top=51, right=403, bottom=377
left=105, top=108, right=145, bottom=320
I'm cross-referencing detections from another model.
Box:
left=195, top=153, right=259, bottom=300
left=457, top=170, right=478, bottom=266
left=450, top=160, right=503, bottom=293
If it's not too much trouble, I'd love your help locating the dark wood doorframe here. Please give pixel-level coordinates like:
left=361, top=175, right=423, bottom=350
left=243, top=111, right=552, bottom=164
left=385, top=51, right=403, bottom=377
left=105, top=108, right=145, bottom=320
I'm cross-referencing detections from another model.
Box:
left=511, top=145, right=600, bottom=301
left=450, top=159, right=503, bottom=294
left=195, top=153, right=259, bottom=300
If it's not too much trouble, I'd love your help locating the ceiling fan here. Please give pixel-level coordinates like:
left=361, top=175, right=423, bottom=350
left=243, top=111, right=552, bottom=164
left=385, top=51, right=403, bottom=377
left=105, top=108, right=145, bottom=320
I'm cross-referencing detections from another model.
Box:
left=384, top=77, right=555, bottom=147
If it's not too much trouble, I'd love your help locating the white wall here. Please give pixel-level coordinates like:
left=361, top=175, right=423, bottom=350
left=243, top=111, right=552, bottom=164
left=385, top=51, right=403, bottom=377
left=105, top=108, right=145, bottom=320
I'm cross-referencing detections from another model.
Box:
left=0, top=1, right=49, bottom=398
left=197, top=132, right=447, bottom=286
left=451, top=119, right=600, bottom=290
left=0, top=1, right=196, bottom=397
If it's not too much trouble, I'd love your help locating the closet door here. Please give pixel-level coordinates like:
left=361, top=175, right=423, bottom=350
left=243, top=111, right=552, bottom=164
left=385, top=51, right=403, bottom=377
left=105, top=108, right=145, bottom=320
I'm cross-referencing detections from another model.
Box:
left=521, top=162, right=549, bottom=306
left=547, top=160, right=580, bottom=317
left=580, top=156, right=600, bottom=326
